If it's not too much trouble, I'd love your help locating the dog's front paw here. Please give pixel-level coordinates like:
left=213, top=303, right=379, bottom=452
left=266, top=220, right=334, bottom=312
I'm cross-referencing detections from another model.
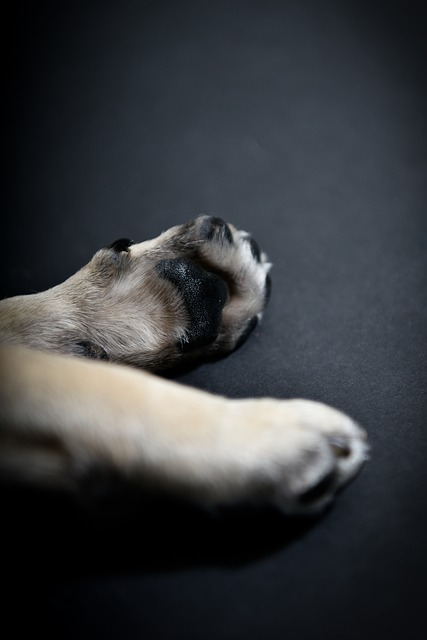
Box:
left=218, top=399, right=369, bottom=515
left=85, top=215, right=271, bottom=369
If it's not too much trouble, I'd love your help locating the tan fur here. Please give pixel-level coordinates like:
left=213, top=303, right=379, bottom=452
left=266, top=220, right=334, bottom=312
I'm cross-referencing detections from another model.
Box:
left=0, top=216, right=368, bottom=515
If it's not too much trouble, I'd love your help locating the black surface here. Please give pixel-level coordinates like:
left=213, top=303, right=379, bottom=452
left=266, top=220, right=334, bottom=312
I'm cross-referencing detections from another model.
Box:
left=4, top=1, right=427, bottom=638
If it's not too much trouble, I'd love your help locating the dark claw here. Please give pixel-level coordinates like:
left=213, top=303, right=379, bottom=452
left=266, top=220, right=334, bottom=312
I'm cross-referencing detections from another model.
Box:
left=298, top=470, right=337, bottom=504
left=235, top=316, right=259, bottom=349
left=200, top=216, right=234, bottom=244
left=264, top=274, right=272, bottom=305
left=328, top=436, right=351, bottom=458
left=245, top=236, right=261, bottom=262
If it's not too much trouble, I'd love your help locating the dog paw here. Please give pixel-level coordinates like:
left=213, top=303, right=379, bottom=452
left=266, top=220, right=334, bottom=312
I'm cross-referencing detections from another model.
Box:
left=100, top=215, right=272, bottom=368
left=219, top=399, right=369, bottom=515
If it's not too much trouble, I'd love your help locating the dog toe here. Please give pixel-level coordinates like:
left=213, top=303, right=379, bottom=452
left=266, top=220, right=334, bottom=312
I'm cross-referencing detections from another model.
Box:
left=198, top=215, right=234, bottom=245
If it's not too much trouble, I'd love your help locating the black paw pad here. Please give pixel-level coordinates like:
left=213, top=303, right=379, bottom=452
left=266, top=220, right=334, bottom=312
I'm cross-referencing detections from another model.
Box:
left=156, top=258, right=228, bottom=351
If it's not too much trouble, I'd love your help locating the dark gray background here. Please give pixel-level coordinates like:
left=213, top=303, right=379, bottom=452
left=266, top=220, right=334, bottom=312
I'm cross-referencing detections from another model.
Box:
left=4, top=1, right=427, bottom=638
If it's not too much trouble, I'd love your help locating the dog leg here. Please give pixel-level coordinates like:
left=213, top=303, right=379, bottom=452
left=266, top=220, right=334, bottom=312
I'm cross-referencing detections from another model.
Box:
left=0, top=345, right=368, bottom=515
